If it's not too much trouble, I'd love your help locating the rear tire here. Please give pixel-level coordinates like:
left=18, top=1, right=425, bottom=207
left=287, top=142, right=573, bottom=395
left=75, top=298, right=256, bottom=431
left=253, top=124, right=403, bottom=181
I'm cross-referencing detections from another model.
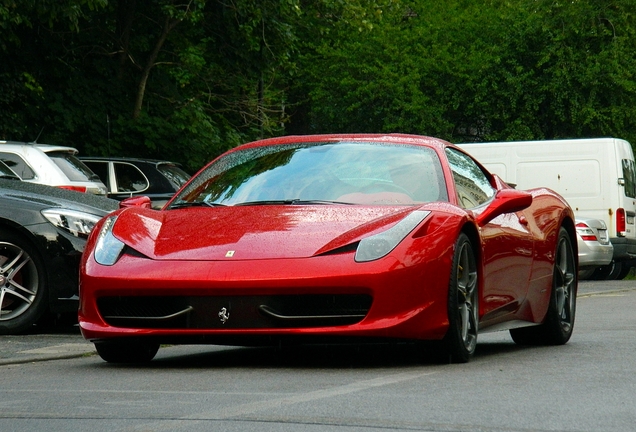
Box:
left=95, top=341, right=160, bottom=363
left=442, top=233, right=479, bottom=363
left=591, top=261, right=626, bottom=280
left=510, top=227, right=576, bottom=345
left=0, top=230, right=49, bottom=335
left=615, top=264, right=632, bottom=280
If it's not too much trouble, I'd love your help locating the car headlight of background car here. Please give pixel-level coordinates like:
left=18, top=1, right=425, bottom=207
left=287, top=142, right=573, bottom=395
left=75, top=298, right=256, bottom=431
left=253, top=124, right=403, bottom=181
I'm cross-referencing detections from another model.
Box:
left=355, top=210, right=430, bottom=262
left=41, top=208, right=103, bottom=239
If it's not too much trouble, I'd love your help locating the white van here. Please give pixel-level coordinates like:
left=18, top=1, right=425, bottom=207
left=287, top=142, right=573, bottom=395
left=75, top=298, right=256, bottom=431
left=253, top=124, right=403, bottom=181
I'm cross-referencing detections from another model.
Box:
left=457, top=138, right=636, bottom=279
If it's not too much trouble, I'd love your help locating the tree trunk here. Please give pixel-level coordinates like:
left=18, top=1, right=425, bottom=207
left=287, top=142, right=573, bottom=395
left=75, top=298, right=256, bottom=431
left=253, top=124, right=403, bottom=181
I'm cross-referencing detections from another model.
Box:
left=132, top=16, right=181, bottom=120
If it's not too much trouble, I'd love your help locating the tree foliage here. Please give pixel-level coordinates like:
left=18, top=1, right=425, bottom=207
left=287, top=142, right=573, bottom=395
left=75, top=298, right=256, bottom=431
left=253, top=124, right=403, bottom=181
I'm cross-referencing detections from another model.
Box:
left=1, top=0, right=635, bottom=173
left=293, top=0, right=636, bottom=144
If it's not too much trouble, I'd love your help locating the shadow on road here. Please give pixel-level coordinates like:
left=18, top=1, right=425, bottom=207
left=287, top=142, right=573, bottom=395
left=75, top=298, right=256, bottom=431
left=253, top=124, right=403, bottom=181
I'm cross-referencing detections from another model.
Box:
left=91, top=338, right=527, bottom=370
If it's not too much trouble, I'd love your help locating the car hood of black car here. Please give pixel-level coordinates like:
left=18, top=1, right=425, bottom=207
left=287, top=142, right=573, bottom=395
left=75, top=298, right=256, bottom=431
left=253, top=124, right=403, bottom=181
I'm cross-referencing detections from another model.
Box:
left=0, top=179, right=119, bottom=214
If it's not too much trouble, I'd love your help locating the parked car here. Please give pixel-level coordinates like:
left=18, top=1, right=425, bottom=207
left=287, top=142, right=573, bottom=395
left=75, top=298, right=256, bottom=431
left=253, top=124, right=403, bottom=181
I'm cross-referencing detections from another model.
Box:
left=80, top=157, right=191, bottom=208
left=576, top=218, right=614, bottom=280
left=0, top=141, right=108, bottom=195
left=0, top=179, right=118, bottom=334
left=79, top=134, right=577, bottom=364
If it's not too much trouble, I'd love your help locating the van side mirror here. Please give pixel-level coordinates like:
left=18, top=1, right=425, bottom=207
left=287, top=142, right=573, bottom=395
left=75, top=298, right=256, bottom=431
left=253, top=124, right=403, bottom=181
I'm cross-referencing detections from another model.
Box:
left=476, top=189, right=532, bottom=226
left=119, top=195, right=152, bottom=209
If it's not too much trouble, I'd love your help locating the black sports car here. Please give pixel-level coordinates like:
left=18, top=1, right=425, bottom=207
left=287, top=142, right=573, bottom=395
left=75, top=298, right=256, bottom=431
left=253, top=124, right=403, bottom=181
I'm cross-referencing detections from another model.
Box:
left=0, top=178, right=118, bottom=334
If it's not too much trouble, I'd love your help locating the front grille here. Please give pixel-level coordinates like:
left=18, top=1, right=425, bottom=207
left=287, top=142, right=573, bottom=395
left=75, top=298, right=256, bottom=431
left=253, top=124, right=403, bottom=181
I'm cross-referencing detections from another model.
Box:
left=97, top=294, right=372, bottom=329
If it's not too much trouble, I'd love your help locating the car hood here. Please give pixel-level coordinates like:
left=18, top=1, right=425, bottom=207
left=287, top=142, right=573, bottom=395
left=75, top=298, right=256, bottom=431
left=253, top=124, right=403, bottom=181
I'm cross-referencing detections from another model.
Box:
left=0, top=178, right=119, bottom=214
left=111, top=205, right=425, bottom=260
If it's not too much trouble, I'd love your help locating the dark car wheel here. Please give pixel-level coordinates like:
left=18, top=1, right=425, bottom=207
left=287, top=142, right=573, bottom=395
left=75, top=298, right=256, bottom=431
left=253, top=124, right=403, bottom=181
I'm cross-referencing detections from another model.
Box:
left=443, top=233, right=479, bottom=363
left=95, top=341, right=160, bottom=363
left=0, top=229, right=48, bottom=335
left=590, top=260, right=631, bottom=280
left=510, top=227, right=576, bottom=345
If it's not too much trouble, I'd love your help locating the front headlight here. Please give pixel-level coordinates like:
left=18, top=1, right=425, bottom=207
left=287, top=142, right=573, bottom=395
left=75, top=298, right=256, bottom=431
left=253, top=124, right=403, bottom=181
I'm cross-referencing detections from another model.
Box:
left=41, top=209, right=102, bottom=238
left=94, top=215, right=126, bottom=266
left=355, top=210, right=430, bottom=262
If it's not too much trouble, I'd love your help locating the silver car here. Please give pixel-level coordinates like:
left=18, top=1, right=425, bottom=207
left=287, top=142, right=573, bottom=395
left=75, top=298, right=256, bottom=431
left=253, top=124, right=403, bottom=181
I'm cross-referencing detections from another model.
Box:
left=576, top=218, right=613, bottom=279
left=0, top=141, right=108, bottom=195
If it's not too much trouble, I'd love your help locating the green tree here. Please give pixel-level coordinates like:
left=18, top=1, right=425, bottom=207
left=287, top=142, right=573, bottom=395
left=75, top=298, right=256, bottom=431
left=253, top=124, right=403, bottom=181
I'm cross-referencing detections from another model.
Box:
left=0, top=0, right=305, bottom=171
left=291, top=0, right=636, bottom=145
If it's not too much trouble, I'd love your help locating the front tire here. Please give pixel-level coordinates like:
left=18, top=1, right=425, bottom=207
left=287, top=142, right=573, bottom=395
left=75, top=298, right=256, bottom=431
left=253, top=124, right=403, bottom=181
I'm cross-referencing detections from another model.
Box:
left=443, top=233, right=479, bottom=363
left=95, top=341, right=160, bottom=363
left=510, top=227, right=576, bottom=345
left=0, top=230, right=49, bottom=335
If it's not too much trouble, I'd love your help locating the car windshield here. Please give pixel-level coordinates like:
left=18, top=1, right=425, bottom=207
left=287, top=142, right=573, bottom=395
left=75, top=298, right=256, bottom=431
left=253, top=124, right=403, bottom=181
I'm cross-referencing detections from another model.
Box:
left=171, top=141, right=448, bottom=207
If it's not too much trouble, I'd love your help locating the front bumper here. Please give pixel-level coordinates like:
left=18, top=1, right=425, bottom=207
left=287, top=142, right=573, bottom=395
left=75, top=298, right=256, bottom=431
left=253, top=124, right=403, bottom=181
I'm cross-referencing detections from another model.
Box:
left=79, top=247, right=453, bottom=344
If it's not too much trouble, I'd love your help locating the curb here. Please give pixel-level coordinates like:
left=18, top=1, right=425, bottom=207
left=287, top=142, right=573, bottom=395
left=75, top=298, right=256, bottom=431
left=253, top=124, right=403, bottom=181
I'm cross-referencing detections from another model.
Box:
left=0, top=342, right=96, bottom=366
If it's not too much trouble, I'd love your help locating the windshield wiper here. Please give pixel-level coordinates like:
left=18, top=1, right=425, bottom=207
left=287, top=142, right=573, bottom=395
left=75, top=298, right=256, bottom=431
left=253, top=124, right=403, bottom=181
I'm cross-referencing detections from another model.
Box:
left=233, top=199, right=353, bottom=206
left=169, top=201, right=226, bottom=209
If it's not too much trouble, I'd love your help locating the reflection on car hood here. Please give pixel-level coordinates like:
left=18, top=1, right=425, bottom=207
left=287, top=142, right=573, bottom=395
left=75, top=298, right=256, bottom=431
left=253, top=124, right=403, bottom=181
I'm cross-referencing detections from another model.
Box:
left=112, top=205, right=423, bottom=260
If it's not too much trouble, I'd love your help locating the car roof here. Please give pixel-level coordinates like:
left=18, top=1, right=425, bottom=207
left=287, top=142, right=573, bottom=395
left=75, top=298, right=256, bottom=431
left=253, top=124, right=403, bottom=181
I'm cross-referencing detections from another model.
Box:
left=79, top=156, right=181, bottom=165
left=0, top=140, right=78, bottom=154
left=231, top=134, right=453, bottom=153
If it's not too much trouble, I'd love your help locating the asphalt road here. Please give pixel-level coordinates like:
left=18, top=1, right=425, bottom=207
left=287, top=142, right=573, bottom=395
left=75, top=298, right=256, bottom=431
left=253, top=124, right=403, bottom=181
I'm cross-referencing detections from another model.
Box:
left=0, top=280, right=635, bottom=431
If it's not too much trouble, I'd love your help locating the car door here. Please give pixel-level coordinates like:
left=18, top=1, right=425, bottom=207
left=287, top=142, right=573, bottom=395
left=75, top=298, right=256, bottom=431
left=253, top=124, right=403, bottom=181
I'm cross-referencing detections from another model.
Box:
left=446, top=148, right=534, bottom=323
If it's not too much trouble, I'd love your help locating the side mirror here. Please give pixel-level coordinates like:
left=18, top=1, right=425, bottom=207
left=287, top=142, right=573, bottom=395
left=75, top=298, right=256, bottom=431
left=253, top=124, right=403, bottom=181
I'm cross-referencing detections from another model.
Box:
left=476, top=189, right=532, bottom=226
left=119, top=195, right=152, bottom=209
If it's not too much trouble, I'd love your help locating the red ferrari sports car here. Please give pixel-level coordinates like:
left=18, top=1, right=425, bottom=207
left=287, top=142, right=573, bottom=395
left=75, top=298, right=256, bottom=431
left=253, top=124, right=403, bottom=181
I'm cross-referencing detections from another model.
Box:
left=79, top=134, right=577, bottom=363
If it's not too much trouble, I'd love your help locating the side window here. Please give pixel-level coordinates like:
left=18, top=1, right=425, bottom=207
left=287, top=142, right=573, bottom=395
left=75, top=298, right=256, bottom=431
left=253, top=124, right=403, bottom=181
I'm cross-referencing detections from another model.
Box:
left=114, top=163, right=148, bottom=192
left=83, top=161, right=110, bottom=188
left=0, top=152, right=35, bottom=180
left=621, top=159, right=636, bottom=198
left=445, top=148, right=495, bottom=209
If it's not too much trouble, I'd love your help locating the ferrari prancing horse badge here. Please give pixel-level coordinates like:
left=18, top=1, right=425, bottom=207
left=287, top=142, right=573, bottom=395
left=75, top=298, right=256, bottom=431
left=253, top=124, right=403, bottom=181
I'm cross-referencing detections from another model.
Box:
left=218, top=307, right=230, bottom=324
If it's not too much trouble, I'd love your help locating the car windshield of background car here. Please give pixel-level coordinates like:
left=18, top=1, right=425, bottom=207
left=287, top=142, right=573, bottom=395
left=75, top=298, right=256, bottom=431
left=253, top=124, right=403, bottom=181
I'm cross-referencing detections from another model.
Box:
left=171, top=142, right=449, bottom=207
left=157, top=163, right=191, bottom=188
